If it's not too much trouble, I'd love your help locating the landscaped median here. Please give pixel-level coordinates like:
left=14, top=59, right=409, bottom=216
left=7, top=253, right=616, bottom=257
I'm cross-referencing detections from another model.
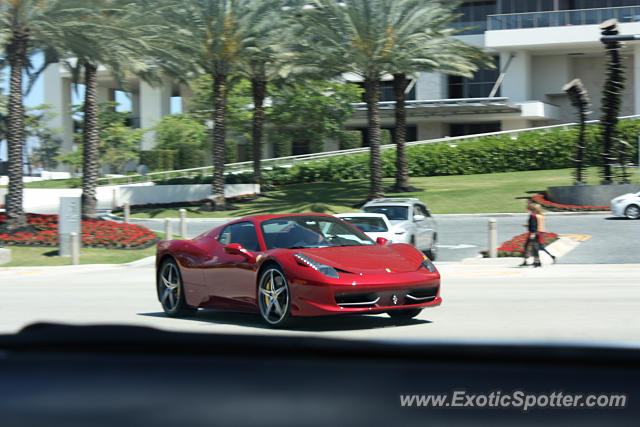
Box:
left=480, top=232, right=559, bottom=258
left=0, top=213, right=158, bottom=249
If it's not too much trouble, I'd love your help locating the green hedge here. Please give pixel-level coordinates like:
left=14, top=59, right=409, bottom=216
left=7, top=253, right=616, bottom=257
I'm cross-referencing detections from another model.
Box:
left=152, top=120, right=640, bottom=186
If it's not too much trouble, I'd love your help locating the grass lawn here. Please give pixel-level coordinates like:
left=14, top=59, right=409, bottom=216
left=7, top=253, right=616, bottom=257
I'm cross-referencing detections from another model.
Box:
left=126, top=167, right=636, bottom=218
left=1, top=245, right=157, bottom=267
left=0, top=232, right=178, bottom=267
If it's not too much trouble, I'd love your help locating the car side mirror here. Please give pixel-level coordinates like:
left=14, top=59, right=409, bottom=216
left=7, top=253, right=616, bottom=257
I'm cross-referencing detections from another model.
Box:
left=376, top=237, right=389, bottom=245
left=413, top=214, right=425, bottom=222
left=224, top=243, right=256, bottom=263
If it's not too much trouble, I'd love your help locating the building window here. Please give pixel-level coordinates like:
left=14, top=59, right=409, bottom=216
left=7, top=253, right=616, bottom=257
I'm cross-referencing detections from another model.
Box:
left=449, top=122, right=501, bottom=137
left=448, top=57, right=500, bottom=99
left=451, top=1, right=497, bottom=34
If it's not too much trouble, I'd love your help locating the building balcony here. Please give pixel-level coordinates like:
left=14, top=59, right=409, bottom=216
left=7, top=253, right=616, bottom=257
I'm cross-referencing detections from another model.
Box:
left=487, top=6, right=640, bottom=31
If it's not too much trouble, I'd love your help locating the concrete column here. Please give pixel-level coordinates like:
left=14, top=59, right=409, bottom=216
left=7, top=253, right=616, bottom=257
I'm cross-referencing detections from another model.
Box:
left=415, top=72, right=446, bottom=100
left=140, top=80, right=172, bottom=150
left=634, top=44, right=640, bottom=115
left=43, top=64, right=74, bottom=165
left=500, top=51, right=531, bottom=102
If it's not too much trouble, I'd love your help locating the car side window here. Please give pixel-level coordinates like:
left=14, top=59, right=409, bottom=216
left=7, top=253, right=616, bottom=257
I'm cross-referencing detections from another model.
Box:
left=418, top=205, right=429, bottom=217
left=218, top=222, right=261, bottom=252
left=413, top=205, right=422, bottom=220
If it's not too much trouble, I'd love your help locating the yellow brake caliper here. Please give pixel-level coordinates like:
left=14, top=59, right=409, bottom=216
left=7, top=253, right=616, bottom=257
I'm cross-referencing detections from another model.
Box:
left=265, top=278, right=271, bottom=306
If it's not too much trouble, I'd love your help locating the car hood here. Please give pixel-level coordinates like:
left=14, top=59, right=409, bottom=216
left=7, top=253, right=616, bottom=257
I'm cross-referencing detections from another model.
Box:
left=296, top=244, right=423, bottom=274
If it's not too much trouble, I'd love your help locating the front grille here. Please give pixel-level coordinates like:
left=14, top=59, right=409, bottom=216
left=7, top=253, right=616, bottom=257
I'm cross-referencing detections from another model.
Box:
left=335, top=292, right=380, bottom=307
left=405, top=287, right=438, bottom=304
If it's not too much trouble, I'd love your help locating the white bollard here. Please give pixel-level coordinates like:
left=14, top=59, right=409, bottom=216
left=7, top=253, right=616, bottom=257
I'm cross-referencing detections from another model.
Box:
left=179, top=209, right=187, bottom=238
left=488, top=218, right=497, bottom=258
left=123, top=203, right=130, bottom=224
left=112, top=188, right=118, bottom=210
left=164, top=218, right=173, bottom=241
left=70, top=232, right=80, bottom=265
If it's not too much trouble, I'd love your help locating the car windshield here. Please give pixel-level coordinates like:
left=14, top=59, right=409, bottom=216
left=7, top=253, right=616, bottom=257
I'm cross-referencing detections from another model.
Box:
left=362, top=205, right=409, bottom=221
left=261, top=216, right=375, bottom=249
left=340, top=216, right=388, bottom=232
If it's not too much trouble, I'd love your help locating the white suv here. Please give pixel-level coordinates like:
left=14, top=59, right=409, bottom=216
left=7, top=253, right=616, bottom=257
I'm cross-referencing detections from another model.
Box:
left=360, top=198, right=438, bottom=260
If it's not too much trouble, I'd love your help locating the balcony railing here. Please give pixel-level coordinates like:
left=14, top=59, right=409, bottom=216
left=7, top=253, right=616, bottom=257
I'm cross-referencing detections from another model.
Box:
left=488, top=6, right=640, bottom=31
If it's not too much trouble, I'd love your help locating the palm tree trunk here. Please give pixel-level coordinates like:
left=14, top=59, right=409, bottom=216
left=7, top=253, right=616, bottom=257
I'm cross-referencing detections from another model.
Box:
left=392, top=73, right=411, bottom=192
left=210, top=73, right=228, bottom=209
left=251, top=76, right=266, bottom=186
left=364, top=77, right=384, bottom=200
left=4, top=30, right=29, bottom=231
left=81, top=63, right=100, bottom=219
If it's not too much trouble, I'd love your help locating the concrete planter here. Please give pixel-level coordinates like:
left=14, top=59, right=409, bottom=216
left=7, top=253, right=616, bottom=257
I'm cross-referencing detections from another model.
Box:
left=547, top=183, right=640, bottom=206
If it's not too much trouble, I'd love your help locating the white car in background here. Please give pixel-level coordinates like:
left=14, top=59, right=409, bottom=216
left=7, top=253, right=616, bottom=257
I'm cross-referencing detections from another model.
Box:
left=611, top=191, right=640, bottom=219
left=335, top=213, right=395, bottom=244
left=357, top=198, right=438, bottom=260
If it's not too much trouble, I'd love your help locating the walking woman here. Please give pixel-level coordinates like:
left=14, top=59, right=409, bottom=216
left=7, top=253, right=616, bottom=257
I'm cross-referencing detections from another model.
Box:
left=520, top=201, right=541, bottom=267
left=533, top=203, right=557, bottom=263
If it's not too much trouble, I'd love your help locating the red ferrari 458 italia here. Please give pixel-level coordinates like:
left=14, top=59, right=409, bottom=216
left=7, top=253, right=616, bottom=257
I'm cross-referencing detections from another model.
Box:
left=156, top=213, right=441, bottom=327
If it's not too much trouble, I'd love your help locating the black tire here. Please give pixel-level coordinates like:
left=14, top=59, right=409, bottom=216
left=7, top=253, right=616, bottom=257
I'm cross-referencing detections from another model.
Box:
left=410, top=236, right=416, bottom=248
left=257, top=265, right=292, bottom=328
left=625, top=204, right=640, bottom=219
left=387, top=308, right=422, bottom=320
left=426, top=234, right=438, bottom=261
left=157, top=258, right=197, bottom=317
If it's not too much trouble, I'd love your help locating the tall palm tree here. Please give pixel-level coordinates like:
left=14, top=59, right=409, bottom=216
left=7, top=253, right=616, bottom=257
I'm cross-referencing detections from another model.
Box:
left=0, top=0, right=83, bottom=231
left=388, top=1, right=493, bottom=192
left=235, top=0, right=286, bottom=186
left=35, top=0, right=169, bottom=218
left=159, top=0, right=274, bottom=209
left=290, top=0, right=444, bottom=201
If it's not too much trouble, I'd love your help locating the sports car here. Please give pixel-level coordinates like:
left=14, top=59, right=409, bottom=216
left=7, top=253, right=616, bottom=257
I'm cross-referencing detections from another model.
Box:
left=156, top=213, right=441, bottom=327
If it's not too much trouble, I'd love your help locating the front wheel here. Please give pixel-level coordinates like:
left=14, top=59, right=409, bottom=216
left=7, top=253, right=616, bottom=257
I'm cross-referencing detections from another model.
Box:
left=157, top=259, right=197, bottom=317
left=625, top=204, right=640, bottom=219
left=387, top=308, right=422, bottom=321
left=258, top=266, right=292, bottom=327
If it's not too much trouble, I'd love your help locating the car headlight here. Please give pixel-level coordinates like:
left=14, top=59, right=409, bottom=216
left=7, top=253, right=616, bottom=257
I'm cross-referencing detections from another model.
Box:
left=294, top=253, right=339, bottom=278
left=420, top=257, right=436, bottom=272
left=394, top=228, right=407, bottom=235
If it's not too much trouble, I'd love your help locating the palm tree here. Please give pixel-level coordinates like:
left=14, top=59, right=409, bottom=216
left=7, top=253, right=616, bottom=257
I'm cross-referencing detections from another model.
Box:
left=235, top=0, right=286, bottom=186
left=159, top=0, right=275, bottom=209
left=388, top=1, right=493, bottom=192
left=290, top=0, right=445, bottom=201
left=34, top=0, right=169, bottom=218
left=0, top=0, right=84, bottom=231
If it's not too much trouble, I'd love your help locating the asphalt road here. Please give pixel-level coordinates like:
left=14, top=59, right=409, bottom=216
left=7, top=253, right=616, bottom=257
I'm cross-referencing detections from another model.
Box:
left=127, top=213, right=640, bottom=264
left=2, top=261, right=639, bottom=344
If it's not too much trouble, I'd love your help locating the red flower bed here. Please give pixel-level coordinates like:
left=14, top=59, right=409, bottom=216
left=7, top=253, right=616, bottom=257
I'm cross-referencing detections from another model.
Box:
left=0, top=213, right=158, bottom=249
left=531, top=193, right=609, bottom=212
left=480, top=232, right=559, bottom=257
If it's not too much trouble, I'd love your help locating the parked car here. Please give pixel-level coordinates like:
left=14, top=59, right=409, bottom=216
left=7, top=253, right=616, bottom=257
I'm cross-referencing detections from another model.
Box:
left=360, top=198, right=437, bottom=260
left=334, top=213, right=395, bottom=243
left=156, top=213, right=441, bottom=327
left=611, top=191, right=640, bottom=219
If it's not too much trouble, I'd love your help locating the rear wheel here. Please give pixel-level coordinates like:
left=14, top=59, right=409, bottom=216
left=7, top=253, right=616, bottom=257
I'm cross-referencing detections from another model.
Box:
left=426, top=234, right=438, bottom=261
left=625, top=204, right=640, bottom=219
left=158, top=259, right=197, bottom=317
left=387, top=308, right=422, bottom=321
left=258, top=266, right=292, bottom=328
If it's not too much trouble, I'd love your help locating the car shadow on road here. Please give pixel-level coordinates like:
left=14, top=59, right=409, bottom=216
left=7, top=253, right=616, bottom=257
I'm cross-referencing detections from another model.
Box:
left=138, top=311, right=431, bottom=332
left=604, top=216, right=631, bottom=221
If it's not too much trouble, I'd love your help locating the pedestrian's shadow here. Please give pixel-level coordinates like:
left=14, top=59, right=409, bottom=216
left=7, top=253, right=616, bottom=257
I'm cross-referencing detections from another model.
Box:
left=138, top=311, right=431, bottom=332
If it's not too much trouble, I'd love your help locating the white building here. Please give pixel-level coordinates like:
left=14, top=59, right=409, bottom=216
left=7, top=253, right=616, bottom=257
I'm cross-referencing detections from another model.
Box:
left=345, top=0, right=640, bottom=142
left=42, top=0, right=640, bottom=161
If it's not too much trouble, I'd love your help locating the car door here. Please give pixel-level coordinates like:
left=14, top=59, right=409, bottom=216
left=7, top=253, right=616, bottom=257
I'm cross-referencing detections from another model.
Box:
left=201, top=221, right=261, bottom=311
left=421, top=205, right=436, bottom=249
left=413, top=204, right=432, bottom=250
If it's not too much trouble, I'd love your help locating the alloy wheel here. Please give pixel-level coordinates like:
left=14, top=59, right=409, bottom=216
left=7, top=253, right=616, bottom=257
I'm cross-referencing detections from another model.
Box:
left=258, top=268, right=290, bottom=326
left=160, top=262, right=181, bottom=312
